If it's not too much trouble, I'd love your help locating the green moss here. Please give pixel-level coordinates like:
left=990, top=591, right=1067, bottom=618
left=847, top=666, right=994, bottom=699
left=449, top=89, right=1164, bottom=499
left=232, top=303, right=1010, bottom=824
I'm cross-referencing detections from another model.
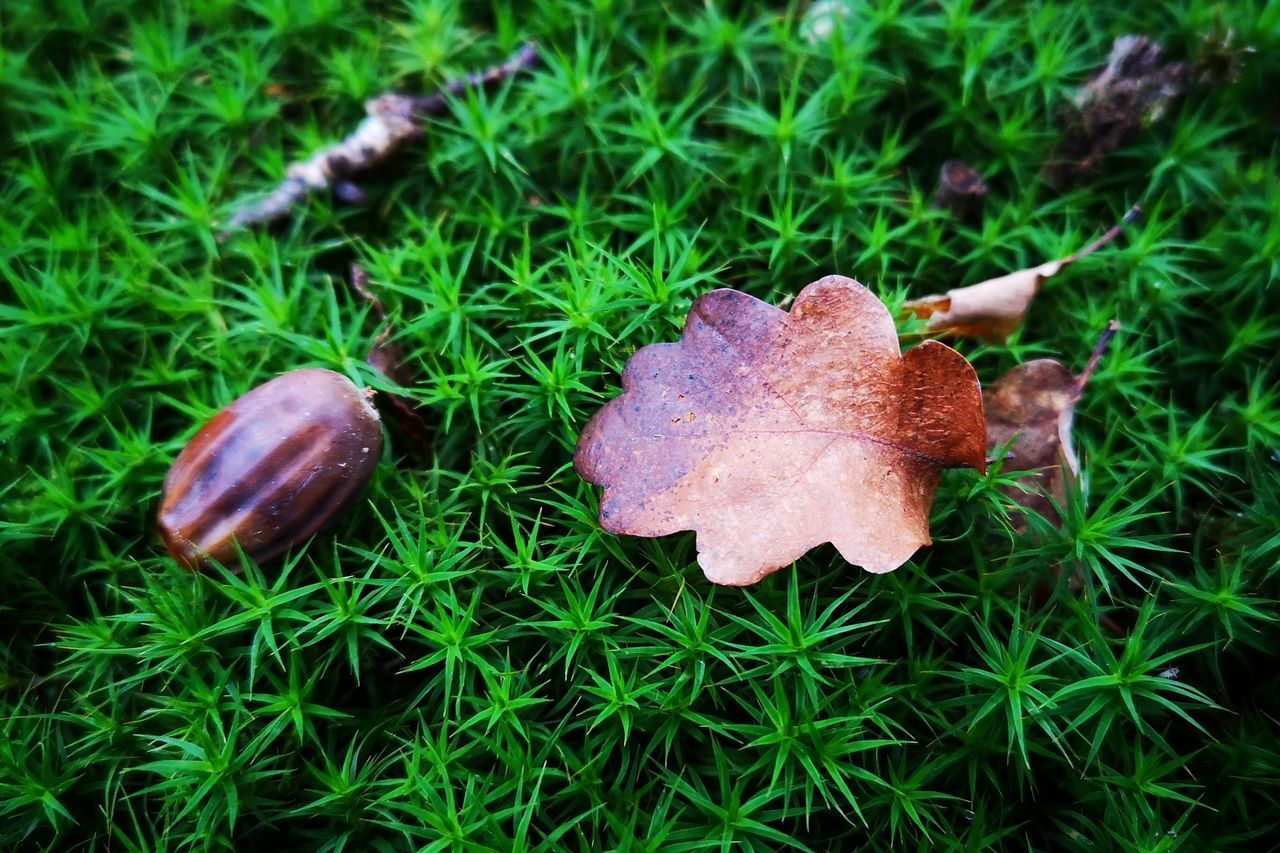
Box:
left=3, top=0, right=1278, bottom=848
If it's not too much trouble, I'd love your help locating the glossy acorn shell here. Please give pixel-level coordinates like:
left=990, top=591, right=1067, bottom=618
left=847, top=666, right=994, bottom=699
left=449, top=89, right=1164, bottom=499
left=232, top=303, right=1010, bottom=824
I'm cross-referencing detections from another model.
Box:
left=158, top=368, right=383, bottom=570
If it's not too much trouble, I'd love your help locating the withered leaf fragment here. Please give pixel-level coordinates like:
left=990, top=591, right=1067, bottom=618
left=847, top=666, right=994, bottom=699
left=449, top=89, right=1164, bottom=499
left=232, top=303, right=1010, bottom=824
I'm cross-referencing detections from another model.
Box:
left=159, top=369, right=383, bottom=570
left=905, top=206, right=1138, bottom=341
left=984, top=322, right=1118, bottom=529
left=575, top=276, right=987, bottom=587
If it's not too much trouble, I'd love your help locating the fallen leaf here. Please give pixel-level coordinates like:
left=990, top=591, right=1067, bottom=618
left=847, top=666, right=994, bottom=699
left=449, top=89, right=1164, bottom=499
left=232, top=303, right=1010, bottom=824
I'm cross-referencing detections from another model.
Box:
left=575, top=275, right=987, bottom=586
left=905, top=206, right=1138, bottom=341
left=984, top=322, right=1118, bottom=529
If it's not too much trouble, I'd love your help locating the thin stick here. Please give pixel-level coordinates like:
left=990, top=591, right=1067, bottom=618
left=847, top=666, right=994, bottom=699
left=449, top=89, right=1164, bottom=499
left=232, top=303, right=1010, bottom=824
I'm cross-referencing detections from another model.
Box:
left=1076, top=320, right=1120, bottom=392
left=349, top=263, right=391, bottom=353
left=349, top=263, right=386, bottom=323
left=404, top=42, right=539, bottom=117
left=348, top=264, right=431, bottom=455
left=1062, top=205, right=1142, bottom=266
left=221, top=42, right=541, bottom=236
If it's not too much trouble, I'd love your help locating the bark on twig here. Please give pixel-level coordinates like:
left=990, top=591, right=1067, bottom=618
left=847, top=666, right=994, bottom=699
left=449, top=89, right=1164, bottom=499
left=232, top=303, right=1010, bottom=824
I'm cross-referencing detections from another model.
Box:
left=1075, top=319, right=1120, bottom=393
left=221, top=42, right=541, bottom=236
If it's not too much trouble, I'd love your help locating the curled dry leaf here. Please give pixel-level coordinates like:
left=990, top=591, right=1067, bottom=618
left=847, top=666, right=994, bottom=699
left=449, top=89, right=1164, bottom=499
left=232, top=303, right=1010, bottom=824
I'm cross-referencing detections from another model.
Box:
left=575, top=275, right=987, bottom=586
left=905, top=206, right=1138, bottom=341
left=984, top=322, right=1118, bottom=529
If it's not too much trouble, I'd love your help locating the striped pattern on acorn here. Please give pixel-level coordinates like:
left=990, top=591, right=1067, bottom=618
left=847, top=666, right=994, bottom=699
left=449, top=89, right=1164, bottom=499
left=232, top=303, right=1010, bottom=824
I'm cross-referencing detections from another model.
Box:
left=158, top=368, right=383, bottom=570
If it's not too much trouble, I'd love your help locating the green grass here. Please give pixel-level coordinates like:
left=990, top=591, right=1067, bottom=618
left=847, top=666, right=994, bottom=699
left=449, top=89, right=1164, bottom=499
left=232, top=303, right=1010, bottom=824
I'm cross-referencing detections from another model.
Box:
left=3, top=0, right=1279, bottom=848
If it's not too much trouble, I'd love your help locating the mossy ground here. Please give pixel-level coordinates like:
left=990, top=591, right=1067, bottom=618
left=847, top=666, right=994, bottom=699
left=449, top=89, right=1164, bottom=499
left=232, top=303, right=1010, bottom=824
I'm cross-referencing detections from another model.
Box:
left=3, top=0, right=1279, bottom=849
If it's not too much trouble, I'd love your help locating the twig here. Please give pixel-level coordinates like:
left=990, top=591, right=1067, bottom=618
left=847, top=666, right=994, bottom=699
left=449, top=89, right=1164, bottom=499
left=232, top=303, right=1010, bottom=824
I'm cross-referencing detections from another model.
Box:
left=1062, top=205, right=1141, bottom=266
left=348, top=264, right=431, bottom=456
left=1076, top=320, right=1121, bottom=393
left=349, top=263, right=389, bottom=347
left=221, top=42, right=541, bottom=236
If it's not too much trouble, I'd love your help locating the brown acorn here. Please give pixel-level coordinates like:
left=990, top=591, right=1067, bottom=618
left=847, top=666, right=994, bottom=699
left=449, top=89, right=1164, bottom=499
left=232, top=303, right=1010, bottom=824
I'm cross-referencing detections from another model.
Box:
left=158, top=368, right=383, bottom=570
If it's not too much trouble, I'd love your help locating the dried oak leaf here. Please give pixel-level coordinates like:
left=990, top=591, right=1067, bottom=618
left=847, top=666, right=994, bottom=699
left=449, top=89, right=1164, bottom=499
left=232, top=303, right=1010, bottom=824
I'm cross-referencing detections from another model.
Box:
left=905, top=207, right=1138, bottom=341
left=575, top=275, right=986, bottom=586
left=984, top=322, right=1117, bottom=529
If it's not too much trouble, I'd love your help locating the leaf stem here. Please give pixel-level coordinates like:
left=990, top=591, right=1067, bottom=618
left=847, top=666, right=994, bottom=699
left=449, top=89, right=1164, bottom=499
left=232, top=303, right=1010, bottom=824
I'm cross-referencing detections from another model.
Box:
left=1064, top=204, right=1142, bottom=265
left=1076, top=319, right=1121, bottom=392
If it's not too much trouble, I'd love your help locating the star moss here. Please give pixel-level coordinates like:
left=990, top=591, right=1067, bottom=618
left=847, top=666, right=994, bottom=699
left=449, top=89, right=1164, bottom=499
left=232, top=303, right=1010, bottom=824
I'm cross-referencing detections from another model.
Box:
left=2, top=0, right=1278, bottom=848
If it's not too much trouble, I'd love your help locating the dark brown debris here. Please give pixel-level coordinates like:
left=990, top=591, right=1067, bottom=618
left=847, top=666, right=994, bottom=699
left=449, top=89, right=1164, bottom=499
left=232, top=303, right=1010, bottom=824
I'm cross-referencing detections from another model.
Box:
left=1192, top=28, right=1254, bottom=88
left=932, top=160, right=988, bottom=220
left=1046, top=35, right=1188, bottom=187
left=349, top=265, right=432, bottom=456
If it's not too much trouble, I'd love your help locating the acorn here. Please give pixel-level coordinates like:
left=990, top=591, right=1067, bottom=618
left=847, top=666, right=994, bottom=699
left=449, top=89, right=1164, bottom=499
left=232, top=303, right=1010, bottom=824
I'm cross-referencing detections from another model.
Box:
left=158, top=368, right=383, bottom=570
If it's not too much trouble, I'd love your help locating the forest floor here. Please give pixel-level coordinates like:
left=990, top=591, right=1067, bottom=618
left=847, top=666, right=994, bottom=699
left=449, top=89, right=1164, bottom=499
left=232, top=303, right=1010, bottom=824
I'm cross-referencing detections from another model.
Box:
left=3, top=0, right=1279, bottom=849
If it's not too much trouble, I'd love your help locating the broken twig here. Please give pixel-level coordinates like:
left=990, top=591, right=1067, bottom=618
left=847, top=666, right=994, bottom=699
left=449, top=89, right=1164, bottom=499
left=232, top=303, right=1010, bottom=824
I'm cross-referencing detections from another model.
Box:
left=931, top=160, right=989, bottom=220
left=222, top=42, right=541, bottom=236
left=349, top=264, right=431, bottom=456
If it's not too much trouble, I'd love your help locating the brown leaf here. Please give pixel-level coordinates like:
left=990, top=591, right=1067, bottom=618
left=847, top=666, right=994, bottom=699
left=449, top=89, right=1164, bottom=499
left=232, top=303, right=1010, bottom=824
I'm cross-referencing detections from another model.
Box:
left=905, top=259, right=1065, bottom=342
left=905, top=207, right=1138, bottom=341
left=575, top=275, right=987, bottom=586
left=984, top=360, right=1079, bottom=528
left=984, top=322, right=1118, bottom=529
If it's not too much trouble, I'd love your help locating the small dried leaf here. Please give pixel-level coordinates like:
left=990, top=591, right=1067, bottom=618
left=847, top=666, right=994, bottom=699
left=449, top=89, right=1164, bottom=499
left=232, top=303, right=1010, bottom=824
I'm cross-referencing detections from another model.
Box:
left=906, top=259, right=1065, bottom=341
left=905, top=207, right=1138, bottom=341
left=575, top=276, right=986, bottom=586
left=984, top=322, right=1118, bottom=528
left=984, top=360, right=1080, bottom=528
